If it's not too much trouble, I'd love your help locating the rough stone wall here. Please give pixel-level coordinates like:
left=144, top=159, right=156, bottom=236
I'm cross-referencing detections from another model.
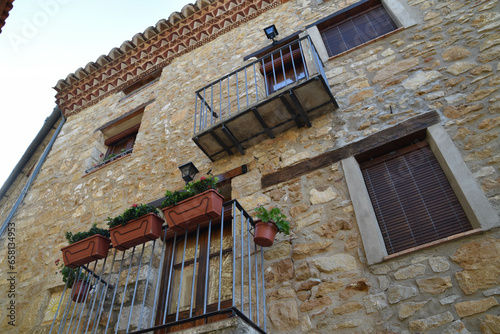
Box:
left=0, top=121, right=61, bottom=222
left=0, top=0, right=498, bottom=333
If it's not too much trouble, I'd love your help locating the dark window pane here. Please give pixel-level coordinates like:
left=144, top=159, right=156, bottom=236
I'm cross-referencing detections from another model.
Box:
left=321, top=27, right=347, bottom=56
left=352, top=14, right=377, bottom=43
left=338, top=20, right=363, bottom=49
left=320, top=4, right=398, bottom=57
left=366, top=6, right=397, bottom=36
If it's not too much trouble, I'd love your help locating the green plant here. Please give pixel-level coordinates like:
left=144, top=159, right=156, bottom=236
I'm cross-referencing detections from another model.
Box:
left=160, top=176, right=220, bottom=208
left=61, top=266, right=89, bottom=288
left=254, top=205, right=290, bottom=235
left=55, top=259, right=88, bottom=288
left=107, top=204, right=160, bottom=228
left=65, top=223, right=110, bottom=245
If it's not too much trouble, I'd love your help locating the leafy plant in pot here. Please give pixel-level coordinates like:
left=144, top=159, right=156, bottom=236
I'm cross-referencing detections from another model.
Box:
left=107, top=204, right=164, bottom=251
left=60, top=223, right=111, bottom=268
left=55, top=259, right=91, bottom=303
left=161, top=176, right=224, bottom=233
left=253, top=206, right=290, bottom=247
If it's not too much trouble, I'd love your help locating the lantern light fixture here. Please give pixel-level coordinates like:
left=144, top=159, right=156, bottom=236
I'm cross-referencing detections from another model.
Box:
left=178, top=162, right=199, bottom=184
left=264, top=24, right=279, bottom=44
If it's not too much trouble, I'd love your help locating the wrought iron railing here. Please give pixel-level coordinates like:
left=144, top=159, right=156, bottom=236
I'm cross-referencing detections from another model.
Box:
left=193, top=35, right=327, bottom=135
left=84, top=148, right=133, bottom=174
left=49, top=200, right=266, bottom=334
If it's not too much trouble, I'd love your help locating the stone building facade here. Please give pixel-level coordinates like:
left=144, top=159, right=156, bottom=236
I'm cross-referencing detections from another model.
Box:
left=0, top=0, right=499, bottom=333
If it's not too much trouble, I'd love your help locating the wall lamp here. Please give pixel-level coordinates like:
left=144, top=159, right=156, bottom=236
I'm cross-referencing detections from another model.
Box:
left=264, top=24, right=279, bottom=44
left=178, top=162, right=199, bottom=184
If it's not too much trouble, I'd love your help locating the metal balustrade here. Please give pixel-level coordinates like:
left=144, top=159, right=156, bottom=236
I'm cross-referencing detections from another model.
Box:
left=49, top=200, right=266, bottom=334
left=85, top=148, right=134, bottom=174
left=191, top=35, right=337, bottom=161
left=194, top=35, right=327, bottom=134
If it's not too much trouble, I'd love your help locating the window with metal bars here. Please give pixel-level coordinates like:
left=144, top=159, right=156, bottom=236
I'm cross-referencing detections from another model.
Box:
left=360, top=140, right=473, bottom=255
left=319, top=0, right=398, bottom=57
left=261, top=42, right=307, bottom=94
left=156, top=223, right=234, bottom=333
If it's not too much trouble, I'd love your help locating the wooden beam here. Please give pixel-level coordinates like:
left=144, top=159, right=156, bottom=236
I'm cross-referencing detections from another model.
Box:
left=261, top=111, right=440, bottom=188
left=216, top=164, right=248, bottom=184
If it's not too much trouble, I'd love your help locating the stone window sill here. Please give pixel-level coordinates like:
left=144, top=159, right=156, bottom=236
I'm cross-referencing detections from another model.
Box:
left=383, top=228, right=483, bottom=261
left=82, top=153, right=132, bottom=178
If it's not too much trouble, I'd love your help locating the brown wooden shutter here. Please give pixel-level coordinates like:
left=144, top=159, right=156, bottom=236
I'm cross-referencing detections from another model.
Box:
left=360, top=141, right=472, bottom=254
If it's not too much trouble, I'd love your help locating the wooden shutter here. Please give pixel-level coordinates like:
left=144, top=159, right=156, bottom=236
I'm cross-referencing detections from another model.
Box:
left=320, top=4, right=398, bottom=57
left=360, top=141, right=472, bottom=254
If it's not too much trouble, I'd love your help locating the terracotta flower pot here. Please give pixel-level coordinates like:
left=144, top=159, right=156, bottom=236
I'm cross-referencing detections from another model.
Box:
left=162, top=189, right=224, bottom=233
left=253, top=220, right=279, bottom=247
left=109, top=213, right=164, bottom=251
left=71, top=279, right=91, bottom=303
left=61, top=235, right=111, bottom=268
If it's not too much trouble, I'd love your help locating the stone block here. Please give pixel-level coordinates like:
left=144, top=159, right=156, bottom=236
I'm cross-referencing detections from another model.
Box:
left=387, top=285, right=418, bottom=304
left=295, top=261, right=312, bottom=281
left=442, top=46, right=472, bottom=61
left=443, top=320, right=470, bottom=334
left=315, top=280, right=346, bottom=299
left=409, top=312, right=454, bottom=332
left=293, top=241, right=333, bottom=260
left=454, top=297, right=498, bottom=318
left=268, top=287, right=296, bottom=301
left=332, top=301, right=363, bottom=315
left=394, top=264, right=426, bottom=280
left=372, top=57, right=419, bottom=83
left=265, top=258, right=294, bottom=284
left=446, top=62, right=476, bottom=76
left=440, top=295, right=460, bottom=305
left=417, top=276, right=453, bottom=294
left=398, top=301, right=428, bottom=319
left=264, top=241, right=291, bottom=261
left=363, top=292, right=387, bottom=313
left=313, top=218, right=352, bottom=239
left=299, top=296, right=332, bottom=312
left=452, top=238, right=500, bottom=294
left=466, top=88, right=497, bottom=103
left=295, top=279, right=321, bottom=292
left=309, top=187, right=338, bottom=205
left=402, top=70, right=442, bottom=90
left=429, top=256, right=450, bottom=272
left=268, top=300, right=300, bottom=330
left=312, top=254, right=357, bottom=273
left=480, top=314, right=500, bottom=334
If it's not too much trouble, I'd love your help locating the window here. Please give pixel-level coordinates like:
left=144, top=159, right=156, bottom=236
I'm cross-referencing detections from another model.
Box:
left=156, top=223, right=233, bottom=333
left=360, top=140, right=472, bottom=255
left=261, top=42, right=307, bottom=94
left=85, top=102, right=150, bottom=173
left=319, top=1, right=398, bottom=57
left=245, top=34, right=307, bottom=96
left=103, top=124, right=139, bottom=159
left=343, top=124, right=499, bottom=264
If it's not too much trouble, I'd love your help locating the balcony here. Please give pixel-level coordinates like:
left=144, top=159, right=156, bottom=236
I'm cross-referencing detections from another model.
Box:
left=192, top=36, right=338, bottom=161
left=49, top=201, right=266, bottom=334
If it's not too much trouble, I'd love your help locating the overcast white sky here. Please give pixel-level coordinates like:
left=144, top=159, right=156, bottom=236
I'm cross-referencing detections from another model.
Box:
left=0, top=0, right=191, bottom=187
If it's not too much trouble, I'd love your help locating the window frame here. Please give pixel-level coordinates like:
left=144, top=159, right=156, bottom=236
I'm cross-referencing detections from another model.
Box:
left=359, top=139, right=473, bottom=255
left=103, top=123, right=139, bottom=159
left=306, top=0, right=418, bottom=62
left=342, top=124, right=499, bottom=264
left=319, top=3, right=398, bottom=58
